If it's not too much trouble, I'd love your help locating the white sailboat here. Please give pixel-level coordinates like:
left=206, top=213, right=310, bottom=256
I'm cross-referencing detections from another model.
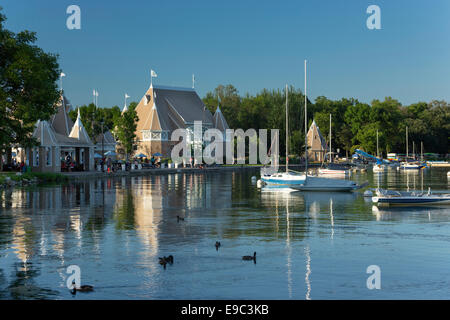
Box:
left=318, top=113, right=350, bottom=177
left=373, top=130, right=386, bottom=172
left=292, top=60, right=363, bottom=192
left=260, top=84, right=306, bottom=188
left=399, top=127, right=425, bottom=170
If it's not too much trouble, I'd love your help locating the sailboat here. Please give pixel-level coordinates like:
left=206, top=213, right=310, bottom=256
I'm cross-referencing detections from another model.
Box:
left=373, top=130, right=386, bottom=172
left=399, top=127, right=425, bottom=170
left=318, top=113, right=350, bottom=177
left=260, top=85, right=306, bottom=188
left=291, top=60, right=364, bottom=192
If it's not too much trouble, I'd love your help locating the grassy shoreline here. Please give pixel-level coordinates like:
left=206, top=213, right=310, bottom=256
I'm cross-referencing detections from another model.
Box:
left=0, top=172, right=68, bottom=187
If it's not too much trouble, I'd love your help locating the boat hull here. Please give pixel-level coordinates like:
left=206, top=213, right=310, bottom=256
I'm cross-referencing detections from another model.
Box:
left=290, top=176, right=359, bottom=192
left=261, top=173, right=306, bottom=186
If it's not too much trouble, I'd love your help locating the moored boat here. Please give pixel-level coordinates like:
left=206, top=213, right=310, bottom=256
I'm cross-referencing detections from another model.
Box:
left=372, top=188, right=450, bottom=206
left=318, top=167, right=350, bottom=176
left=261, top=171, right=306, bottom=186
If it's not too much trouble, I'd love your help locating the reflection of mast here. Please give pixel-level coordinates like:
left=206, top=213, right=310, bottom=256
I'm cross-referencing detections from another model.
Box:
left=305, top=245, right=311, bottom=300
left=286, top=196, right=292, bottom=298
left=330, top=198, right=334, bottom=240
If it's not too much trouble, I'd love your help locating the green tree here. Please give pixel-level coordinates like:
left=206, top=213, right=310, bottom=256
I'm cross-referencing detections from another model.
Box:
left=0, top=8, right=60, bottom=166
left=69, top=104, right=122, bottom=139
left=114, top=102, right=138, bottom=160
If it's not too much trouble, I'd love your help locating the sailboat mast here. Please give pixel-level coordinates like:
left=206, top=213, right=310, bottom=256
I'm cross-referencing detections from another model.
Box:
left=304, top=60, right=308, bottom=176
left=376, top=130, right=379, bottom=158
left=421, top=141, right=423, bottom=162
left=406, top=126, right=408, bottom=162
left=329, top=113, right=331, bottom=163
left=286, top=84, right=289, bottom=173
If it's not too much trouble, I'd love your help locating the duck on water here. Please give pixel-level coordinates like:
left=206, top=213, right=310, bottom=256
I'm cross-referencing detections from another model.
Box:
left=70, top=280, right=94, bottom=294
left=242, top=252, right=256, bottom=264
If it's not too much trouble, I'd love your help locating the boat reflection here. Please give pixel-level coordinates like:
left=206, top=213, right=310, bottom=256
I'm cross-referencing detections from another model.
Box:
left=372, top=205, right=450, bottom=221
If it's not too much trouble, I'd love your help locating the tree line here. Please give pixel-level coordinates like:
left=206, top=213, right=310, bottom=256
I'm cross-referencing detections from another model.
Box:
left=203, top=85, right=450, bottom=158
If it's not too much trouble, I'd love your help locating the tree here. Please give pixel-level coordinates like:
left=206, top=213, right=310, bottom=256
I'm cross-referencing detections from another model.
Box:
left=114, top=102, right=138, bottom=160
left=0, top=7, right=60, bottom=166
left=69, top=104, right=121, bottom=139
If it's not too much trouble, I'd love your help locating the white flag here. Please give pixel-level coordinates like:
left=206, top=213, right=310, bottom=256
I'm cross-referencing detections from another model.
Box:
left=125, top=94, right=130, bottom=99
left=93, top=90, right=98, bottom=97
left=151, top=69, right=157, bottom=78
left=60, top=72, right=66, bottom=77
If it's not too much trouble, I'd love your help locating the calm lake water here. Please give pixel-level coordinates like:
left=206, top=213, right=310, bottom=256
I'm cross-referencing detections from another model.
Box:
left=0, top=168, right=449, bottom=300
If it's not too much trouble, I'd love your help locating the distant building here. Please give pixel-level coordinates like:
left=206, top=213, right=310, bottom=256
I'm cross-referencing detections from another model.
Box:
left=133, top=83, right=230, bottom=159
left=26, top=95, right=95, bottom=172
left=307, top=120, right=328, bottom=162
left=94, top=131, right=117, bottom=156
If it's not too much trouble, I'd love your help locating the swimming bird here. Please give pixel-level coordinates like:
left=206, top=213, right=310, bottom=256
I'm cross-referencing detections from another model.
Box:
left=70, top=280, right=94, bottom=294
left=165, top=255, right=174, bottom=264
left=177, top=216, right=185, bottom=222
left=159, top=255, right=174, bottom=268
left=242, top=252, right=256, bottom=263
left=215, top=241, right=221, bottom=251
left=159, top=257, right=168, bottom=269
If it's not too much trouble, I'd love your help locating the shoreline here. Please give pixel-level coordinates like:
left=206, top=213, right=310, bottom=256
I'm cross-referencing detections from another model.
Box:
left=1, top=163, right=347, bottom=187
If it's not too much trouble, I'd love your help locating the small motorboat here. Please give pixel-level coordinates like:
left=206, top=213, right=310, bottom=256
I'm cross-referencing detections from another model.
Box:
left=372, top=188, right=450, bottom=206
left=399, top=162, right=425, bottom=170
left=373, top=164, right=386, bottom=172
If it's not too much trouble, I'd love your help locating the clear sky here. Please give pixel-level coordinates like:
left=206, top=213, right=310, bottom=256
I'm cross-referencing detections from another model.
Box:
left=2, top=0, right=450, bottom=109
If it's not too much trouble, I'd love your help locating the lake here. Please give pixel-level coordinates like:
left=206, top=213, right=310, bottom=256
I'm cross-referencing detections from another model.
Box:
left=0, top=168, right=449, bottom=299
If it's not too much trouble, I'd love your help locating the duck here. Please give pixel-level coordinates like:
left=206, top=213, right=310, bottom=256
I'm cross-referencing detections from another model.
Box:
left=215, top=241, right=221, bottom=251
left=165, top=255, right=174, bottom=264
left=177, top=216, right=185, bottom=222
left=159, top=255, right=174, bottom=268
left=70, top=280, right=94, bottom=294
left=159, top=257, right=168, bottom=269
left=242, top=252, right=256, bottom=262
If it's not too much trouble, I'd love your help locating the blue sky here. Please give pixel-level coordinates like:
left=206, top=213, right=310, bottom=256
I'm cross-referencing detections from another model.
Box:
left=2, top=0, right=450, bottom=108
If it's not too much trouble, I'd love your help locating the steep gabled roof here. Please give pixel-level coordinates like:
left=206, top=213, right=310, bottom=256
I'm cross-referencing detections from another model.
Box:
left=213, top=105, right=230, bottom=131
left=33, top=120, right=58, bottom=147
left=94, top=131, right=116, bottom=145
left=135, top=84, right=213, bottom=133
left=307, top=120, right=328, bottom=150
left=69, top=108, right=93, bottom=144
left=50, top=95, right=74, bottom=136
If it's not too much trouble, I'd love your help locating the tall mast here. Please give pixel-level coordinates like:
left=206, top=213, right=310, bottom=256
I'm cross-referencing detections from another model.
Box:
left=376, top=129, right=379, bottom=158
left=406, top=126, right=408, bottom=162
left=413, top=141, right=415, bottom=160
left=329, top=113, right=332, bottom=163
left=304, top=60, right=308, bottom=176
left=421, top=141, right=423, bottom=162
left=285, top=84, right=289, bottom=173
